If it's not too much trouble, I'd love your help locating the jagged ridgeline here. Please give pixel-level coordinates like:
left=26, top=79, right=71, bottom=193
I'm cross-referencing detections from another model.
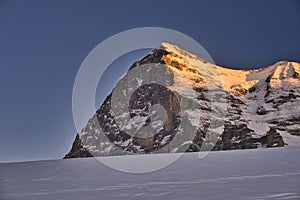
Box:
left=64, top=43, right=300, bottom=158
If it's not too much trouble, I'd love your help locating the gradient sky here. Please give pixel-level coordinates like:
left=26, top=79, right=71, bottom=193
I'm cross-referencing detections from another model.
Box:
left=0, top=0, right=299, bottom=163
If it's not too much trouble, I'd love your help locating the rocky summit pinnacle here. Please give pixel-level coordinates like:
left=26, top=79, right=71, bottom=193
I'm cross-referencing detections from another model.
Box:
left=64, top=43, right=300, bottom=159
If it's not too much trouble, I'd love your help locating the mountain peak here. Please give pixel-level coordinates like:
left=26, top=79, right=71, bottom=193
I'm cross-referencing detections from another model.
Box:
left=65, top=43, right=300, bottom=159
left=156, top=43, right=300, bottom=95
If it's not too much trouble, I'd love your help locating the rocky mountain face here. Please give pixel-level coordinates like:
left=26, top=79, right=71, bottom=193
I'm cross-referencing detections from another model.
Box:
left=64, top=43, right=300, bottom=159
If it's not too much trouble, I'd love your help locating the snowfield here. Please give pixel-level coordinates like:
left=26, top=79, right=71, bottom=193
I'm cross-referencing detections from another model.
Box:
left=1, top=147, right=300, bottom=200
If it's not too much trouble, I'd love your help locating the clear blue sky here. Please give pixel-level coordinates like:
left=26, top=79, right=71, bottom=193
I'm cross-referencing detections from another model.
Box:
left=0, top=0, right=299, bottom=163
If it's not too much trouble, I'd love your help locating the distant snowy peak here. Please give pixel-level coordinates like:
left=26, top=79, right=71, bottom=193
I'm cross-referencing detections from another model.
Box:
left=268, top=61, right=300, bottom=88
left=246, top=61, right=300, bottom=82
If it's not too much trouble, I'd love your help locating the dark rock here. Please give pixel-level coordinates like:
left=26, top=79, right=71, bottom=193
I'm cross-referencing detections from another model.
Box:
left=260, top=127, right=284, bottom=147
left=219, top=122, right=256, bottom=150
left=64, top=134, right=93, bottom=159
left=289, top=129, right=300, bottom=136
left=265, top=75, right=272, bottom=83
left=129, top=49, right=168, bottom=70
left=248, top=87, right=256, bottom=93
left=193, top=87, right=209, bottom=93
left=257, top=106, right=267, bottom=115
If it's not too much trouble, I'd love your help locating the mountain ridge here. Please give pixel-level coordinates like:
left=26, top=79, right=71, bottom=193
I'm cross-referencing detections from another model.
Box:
left=65, top=43, right=300, bottom=158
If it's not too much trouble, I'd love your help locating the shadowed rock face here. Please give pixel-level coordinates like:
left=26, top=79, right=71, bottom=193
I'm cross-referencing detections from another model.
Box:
left=65, top=48, right=179, bottom=158
left=64, top=43, right=299, bottom=159
left=95, top=83, right=181, bottom=153
left=64, top=134, right=92, bottom=159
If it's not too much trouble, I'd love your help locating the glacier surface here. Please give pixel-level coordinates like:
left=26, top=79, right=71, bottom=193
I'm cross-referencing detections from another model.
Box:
left=1, top=147, right=300, bottom=200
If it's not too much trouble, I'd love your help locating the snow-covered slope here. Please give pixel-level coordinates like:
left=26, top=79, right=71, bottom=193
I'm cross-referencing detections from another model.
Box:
left=1, top=147, right=300, bottom=200
left=65, top=43, right=300, bottom=158
left=239, top=61, right=300, bottom=145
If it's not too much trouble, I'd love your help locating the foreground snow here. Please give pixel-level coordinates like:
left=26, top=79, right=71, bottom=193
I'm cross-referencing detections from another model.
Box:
left=1, top=147, right=300, bottom=200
